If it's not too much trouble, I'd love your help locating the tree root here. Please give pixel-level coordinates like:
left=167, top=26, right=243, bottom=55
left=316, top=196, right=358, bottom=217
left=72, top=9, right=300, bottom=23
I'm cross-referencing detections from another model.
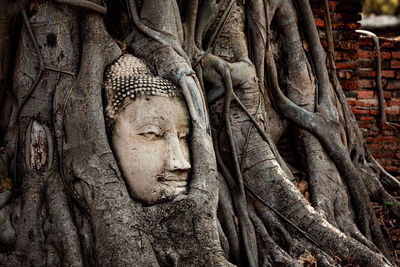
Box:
left=355, top=30, right=387, bottom=127
left=264, top=0, right=398, bottom=264
left=126, top=0, right=190, bottom=63
left=362, top=167, right=400, bottom=220
left=368, top=157, right=400, bottom=192
left=54, top=0, right=107, bottom=15
left=248, top=202, right=301, bottom=267
left=3, top=1, right=399, bottom=266
left=213, top=125, right=259, bottom=267
left=217, top=173, right=242, bottom=265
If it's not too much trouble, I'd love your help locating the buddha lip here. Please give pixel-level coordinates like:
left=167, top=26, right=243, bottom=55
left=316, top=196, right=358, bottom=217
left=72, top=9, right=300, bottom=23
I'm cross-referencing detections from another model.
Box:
left=158, top=176, right=187, bottom=186
left=158, top=175, right=187, bottom=182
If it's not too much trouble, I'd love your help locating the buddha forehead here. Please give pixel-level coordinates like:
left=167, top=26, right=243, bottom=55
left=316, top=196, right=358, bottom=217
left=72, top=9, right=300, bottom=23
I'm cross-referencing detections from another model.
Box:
left=104, top=54, right=183, bottom=121
left=120, top=96, right=189, bottom=126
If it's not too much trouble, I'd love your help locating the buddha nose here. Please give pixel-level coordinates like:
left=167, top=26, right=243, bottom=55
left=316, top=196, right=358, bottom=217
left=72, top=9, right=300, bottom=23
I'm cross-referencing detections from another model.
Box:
left=165, top=133, right=191, bottom=172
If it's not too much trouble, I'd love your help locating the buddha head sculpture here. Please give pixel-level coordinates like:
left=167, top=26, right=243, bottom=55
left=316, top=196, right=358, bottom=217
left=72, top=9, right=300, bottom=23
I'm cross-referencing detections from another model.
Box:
left=104, top=54, right=191, bottom=205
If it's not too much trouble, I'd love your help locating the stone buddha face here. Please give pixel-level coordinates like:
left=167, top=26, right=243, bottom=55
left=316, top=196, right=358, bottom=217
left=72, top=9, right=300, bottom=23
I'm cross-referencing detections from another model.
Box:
left=112, top=96, right=190, bottom=205
left=105, top=54, right=191, bottom=205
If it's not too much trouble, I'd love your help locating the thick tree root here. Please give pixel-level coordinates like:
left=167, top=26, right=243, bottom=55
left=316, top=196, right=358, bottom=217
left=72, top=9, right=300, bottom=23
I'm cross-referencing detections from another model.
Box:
left=248, top=203, right=301, bottom=267
left=2, top=1, right=399, bottom=266
left=217, top=174, right=242, bottom=266
left=211, top=80, right=390, bottom=266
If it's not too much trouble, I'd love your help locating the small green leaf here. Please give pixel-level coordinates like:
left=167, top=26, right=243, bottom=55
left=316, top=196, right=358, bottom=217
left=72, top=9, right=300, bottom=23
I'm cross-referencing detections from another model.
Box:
left=383, top=201, right=394, bottom=212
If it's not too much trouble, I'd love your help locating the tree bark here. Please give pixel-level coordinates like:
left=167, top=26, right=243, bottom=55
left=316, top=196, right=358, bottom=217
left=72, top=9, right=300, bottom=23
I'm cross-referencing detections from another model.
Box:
left=0, top=0, right=398, bottom=266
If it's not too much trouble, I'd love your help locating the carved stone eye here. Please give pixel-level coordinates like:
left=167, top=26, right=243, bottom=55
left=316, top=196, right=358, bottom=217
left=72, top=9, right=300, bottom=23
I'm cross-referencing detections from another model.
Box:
left=139, top=132, right=163, bottom=141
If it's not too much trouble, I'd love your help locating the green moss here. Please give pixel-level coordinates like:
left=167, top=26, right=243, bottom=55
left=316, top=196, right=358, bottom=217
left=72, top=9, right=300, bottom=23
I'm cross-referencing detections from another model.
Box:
left=363, top=0, right=400, bottom=15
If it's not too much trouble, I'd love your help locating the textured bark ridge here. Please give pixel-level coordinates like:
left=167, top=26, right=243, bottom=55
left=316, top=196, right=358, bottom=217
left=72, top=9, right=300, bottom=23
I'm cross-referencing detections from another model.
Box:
left=0, top=0, right=399, bottom=266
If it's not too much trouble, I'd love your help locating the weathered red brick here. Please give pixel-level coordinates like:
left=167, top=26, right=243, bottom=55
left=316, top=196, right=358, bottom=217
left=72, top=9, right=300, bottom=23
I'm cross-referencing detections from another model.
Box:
left=373, top=152, right=395, bottom=159
left=369, top=144, right=384, bottom=150
left=340, top=80, right=358, bottom=90
left=352, top=108, right=371, bottom=115
left=345, top=22, right=360, bottom=30
left=383, top=91, right=392, bottom=99
left=392, top=51, right=400, bottom=59
left=381, top=70, right=396, bottom=78
left=359, top=123, right=373, bottom=129
left=388, top=99, right=400, bottom=106
left=382, top=130, right=395, bottom=136
left=355, top=99, right=379, bottom=107
left=383, top=154, right=397, bottom=161
left=358, top=50, right=375, bottom=59
left=336, top=62, right=358, bottom=70
left=373, top=136, right=400, bottom=143
left=342, top=52, right=358, bottom=60
left=381, top=143, right=400, bottom=150
left=360, top=116, right=375, bottom=122
left=382, top=124, right=394, bottom=130
left=358, top=79, right=375, bottom=89
left=358, top=60, right=374, bottom=68
left=369, top=130, right=380, bottom=137
left=347, top=98, right=357, bottom=106
left=359, top=36, right=373, bottom=46
left=356, top=90, right=374, bottom=99
left=386, top=114, right=400, bottom=122
left=364, top=137, right=373, bottom=143
left=341, top=31, right=360, bottom=41
left=385, top=166, right=398, bottom=172
left=370, top=109, right=380, bottom=115
left=332, top=22, right=345, bottom=29
left=340, top=41, right=359, bottom=50
left=386, top=107, right=400, bottom=115
left=367, top=109, right=377, bottom=115
left=383, top=136, right=400, bottom=142
left=385, top=80, right=400, bottom=90
left=379, top=38, right=395, bottom=49
left=396, top=71, right=400, bottom=79
left=358, top=68, right=376, bottom=78
left=381, top=51, right=391, bottom=60
left=373, top=137, right=385, bottom=143
left=391, top=61, right=400, bottom=69
left=315, top=18, right=324, bottom=28
left=396, top=153, right=400, bottom=159
left=376, top=159, right=393, bottom=166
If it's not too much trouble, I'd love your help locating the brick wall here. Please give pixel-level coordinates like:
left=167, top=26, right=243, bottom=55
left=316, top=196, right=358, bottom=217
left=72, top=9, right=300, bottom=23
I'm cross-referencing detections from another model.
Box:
left=355, top=36, right=400, bottom=177
left=311, top=0, right=400, bottom=178
left=309, top=2, right=400, bottom=258
left=312, top=0, right=362, bottom=90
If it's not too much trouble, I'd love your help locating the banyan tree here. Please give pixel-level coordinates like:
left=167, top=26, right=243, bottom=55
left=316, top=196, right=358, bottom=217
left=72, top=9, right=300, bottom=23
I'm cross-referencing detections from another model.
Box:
left=0, top=0, right=399, bottom=266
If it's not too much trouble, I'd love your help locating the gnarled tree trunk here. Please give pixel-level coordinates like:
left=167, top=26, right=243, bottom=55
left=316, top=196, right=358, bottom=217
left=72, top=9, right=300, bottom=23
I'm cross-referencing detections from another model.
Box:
left=0, top=0, right=399, bottom=266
